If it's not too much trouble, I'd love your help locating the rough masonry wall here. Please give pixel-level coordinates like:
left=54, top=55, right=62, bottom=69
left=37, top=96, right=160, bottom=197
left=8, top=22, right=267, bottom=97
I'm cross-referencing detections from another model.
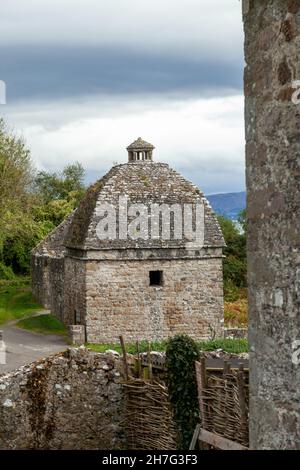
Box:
left=31, top=255, right=51, bottom=309
left=244, top=0, right=300, bottom=449
left=0, top=349, right=124, bottom=449
left=63, top=257, right=86, bottom=326
left=85, top=257, right=224, bottom=343
left=31, top=213, right=76, bottom=318
left=48, top=258, right=65, bottom=321
left=31, top=256, right=65, bottom=320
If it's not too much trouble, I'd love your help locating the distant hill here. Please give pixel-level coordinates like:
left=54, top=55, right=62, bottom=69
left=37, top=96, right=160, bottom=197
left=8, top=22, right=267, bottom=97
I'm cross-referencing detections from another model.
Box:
left=207, top=191, right=246, bottom=221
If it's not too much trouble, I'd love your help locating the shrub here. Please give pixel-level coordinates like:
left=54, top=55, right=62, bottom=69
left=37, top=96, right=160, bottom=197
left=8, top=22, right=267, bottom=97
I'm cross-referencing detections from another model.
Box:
left=165, top=334, right=200, bottom=449
left=0, top=261, right=15, bottom=280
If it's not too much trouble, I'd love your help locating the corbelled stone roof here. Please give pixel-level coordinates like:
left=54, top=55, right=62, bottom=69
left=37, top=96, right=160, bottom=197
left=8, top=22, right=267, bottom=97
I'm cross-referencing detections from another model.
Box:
left=64, top=162, right=225, bottom=250
left=127, top=137, right=155, bottom=150
left=32, top=212, right=75, bottom=257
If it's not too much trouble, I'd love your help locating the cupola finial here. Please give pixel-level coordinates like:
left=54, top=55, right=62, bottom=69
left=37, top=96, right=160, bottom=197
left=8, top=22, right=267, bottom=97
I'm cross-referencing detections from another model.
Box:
left=126, top=137, right=155, bottom=162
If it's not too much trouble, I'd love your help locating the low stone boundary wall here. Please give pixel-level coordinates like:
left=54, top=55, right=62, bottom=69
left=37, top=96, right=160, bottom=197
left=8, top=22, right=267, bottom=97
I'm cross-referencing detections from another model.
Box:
left=224, top=328, right=248, bottom=339
left=0, top=348, right=125, bottom=449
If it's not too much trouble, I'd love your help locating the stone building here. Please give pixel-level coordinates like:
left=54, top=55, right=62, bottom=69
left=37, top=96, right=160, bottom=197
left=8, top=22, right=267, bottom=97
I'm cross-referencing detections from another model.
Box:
left=32, top=138, right=225, bottom=343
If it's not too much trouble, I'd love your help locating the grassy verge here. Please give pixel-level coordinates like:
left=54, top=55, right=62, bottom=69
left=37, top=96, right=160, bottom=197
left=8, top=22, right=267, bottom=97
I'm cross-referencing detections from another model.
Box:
left=0, top=277, right=42, bottom=325
left=17, top=314, right=67, bottom=336
left=197, top=338, right=248, bottom=354
left=86, top=337, right=248, bottom=355
left=86, top=340, right=168, bottom=355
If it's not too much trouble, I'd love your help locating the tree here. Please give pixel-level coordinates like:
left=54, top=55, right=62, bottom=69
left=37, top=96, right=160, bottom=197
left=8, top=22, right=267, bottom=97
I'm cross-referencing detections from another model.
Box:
left=217, top=214, right=247, bottom=300
left=33, top=162, right=85, bottom=228
left=0, top=119, right=34, bottom=253
left=0, top=120, right=44, bottom=276
left=0, top=119, right=33, bottom=216
left=34, top=162, right=85, bottom=204
left=0, top=119, right=86, bottom=277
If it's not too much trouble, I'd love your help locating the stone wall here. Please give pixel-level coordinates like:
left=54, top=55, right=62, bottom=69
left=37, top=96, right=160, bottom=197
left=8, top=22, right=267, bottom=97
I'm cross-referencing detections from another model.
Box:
left=0, top=349, right=124, bottom=450
left=63, top=257, right=86, bottom=326
left=243, top=0, right=300, bottom=449
left=31, top=256, right=65, bottom=320
left=31, top=213, right=75, bottom=317
left=32, top=254, right=86, bottom=326
left=224, top=328, right=248, bottom=340
left=49, top=257, right=65, bottom=321
left=85, top=257, right=224, bottom=343
left=31, top=255, right=51, bottom=309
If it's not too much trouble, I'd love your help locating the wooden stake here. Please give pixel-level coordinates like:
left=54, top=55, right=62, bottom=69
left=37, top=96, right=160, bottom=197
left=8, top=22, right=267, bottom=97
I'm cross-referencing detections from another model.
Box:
left=223, top=360, right=231, bottom=376
left=189, top=424, right=201, bottom=450
left=195, top=358, right=207, bottom=429
left=147, top=341, right=153, bottom=380
left=237, top=370, right=248, bottom=436
left=119, top=335, right=129, bottom=380
left=200, top=357, right=207, bottom=388
left=136, top=340, right=142, bottom=378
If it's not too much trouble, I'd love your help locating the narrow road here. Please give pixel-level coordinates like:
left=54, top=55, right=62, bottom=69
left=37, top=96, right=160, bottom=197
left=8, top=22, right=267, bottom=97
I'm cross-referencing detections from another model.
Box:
left=0, top=314, right=68, bottom=375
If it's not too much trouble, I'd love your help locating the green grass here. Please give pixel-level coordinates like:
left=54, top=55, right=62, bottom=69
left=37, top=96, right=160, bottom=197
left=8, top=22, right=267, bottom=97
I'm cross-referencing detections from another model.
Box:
left=197, top=338, right=248, bottom=354
left=86, top=340, right=168, bottom=355
left=86, top=338, right=248, bottom=355
left=17, top=314, right=67, bottom=336
left=0, top=278, right=42, bottom=325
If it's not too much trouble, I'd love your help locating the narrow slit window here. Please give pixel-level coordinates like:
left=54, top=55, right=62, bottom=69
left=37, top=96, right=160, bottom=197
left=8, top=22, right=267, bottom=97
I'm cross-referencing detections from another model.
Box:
left=74, top=309, right=81, bottom=325
left=149, top=270, right=163, bottom=286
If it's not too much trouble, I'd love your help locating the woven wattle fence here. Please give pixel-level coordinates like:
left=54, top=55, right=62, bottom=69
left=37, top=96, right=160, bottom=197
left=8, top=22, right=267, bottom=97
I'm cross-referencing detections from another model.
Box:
left=122, top=378, right=178, bottom=450
left=120, top=336, right=177, bottom=450
left=119, top=335, right=249, bottom=450
left=195, top=358, right=249, bottom=447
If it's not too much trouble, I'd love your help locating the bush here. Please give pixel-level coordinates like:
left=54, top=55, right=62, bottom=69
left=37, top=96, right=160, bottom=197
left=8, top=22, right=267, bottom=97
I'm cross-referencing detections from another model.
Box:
left=0, top=262, right=15, bottom=280
left=165, top=334, right=200, bottom=449
left=224, top=279, right=241, bottom=301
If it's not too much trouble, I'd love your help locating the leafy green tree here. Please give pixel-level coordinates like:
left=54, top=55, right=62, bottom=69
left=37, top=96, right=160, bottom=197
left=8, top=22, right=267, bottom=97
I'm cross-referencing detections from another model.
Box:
left=0, top=119, right=37, bottom=276
left=0, top=119, right=34, bottom=237
left=0, top=118, right=86, bottom=276
left=238, top=208, right=247, bottom=232
left=33, top=162, right=85, bottom=229
left=217, top=213, right=247, bottom=300
left=34, top=162, right=85, bottom=204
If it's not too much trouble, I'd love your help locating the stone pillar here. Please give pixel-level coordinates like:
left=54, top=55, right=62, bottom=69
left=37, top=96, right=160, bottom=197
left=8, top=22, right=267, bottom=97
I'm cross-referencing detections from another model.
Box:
left=69, top=325, right=86, bottom=345
left=243, top=0, right=300, bottom=449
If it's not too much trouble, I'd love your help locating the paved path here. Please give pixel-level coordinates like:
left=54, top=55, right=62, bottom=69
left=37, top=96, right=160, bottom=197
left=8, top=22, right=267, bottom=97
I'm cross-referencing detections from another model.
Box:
left=0, top=313, right=68, bottom=375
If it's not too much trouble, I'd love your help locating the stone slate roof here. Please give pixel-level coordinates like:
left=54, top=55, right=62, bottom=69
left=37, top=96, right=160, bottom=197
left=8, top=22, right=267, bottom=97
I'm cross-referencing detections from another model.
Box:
left=64, top=162, right=225, bottom=250
left=32, top=212, right=75, bottom=257
left=127, top=137, right=155, bottom=150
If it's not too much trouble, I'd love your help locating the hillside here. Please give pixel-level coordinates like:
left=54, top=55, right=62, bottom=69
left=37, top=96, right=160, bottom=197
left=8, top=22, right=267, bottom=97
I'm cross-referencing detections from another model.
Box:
left=207, top=191, right=246, bottom=220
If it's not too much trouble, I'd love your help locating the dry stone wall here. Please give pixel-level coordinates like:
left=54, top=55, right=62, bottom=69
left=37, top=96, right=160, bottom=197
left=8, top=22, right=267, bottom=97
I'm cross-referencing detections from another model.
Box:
left=0, top=349, right=125, bottom=449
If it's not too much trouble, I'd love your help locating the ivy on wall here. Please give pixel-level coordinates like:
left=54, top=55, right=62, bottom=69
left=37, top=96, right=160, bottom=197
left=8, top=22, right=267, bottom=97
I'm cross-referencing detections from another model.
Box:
left=165, top=334, right=200, bottom=449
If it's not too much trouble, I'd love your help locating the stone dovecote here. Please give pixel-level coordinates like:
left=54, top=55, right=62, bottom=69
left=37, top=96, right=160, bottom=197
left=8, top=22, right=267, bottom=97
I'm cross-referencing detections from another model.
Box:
left=32, top=139, right=225, bottom=343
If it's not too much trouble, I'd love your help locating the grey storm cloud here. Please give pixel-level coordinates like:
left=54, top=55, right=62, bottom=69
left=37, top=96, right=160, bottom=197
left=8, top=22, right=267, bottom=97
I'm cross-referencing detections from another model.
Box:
left=0, top=0, right=244, bottom=102
left=0, top=0, right=243, bottom=55
left=0, top=0, right=245, bottom=195
left=1, top=46, right=243, bottom=102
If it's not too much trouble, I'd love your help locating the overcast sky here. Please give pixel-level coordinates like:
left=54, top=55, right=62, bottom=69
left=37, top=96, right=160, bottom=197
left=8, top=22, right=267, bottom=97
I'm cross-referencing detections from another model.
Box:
left=0, top=0, right=245, bottom=194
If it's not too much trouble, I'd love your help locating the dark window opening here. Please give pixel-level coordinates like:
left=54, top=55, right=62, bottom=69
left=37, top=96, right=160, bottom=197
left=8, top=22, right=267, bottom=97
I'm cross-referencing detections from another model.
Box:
left=149, top=270, right=163, bottom=286
left=74, top=309, right=81, bottom=325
